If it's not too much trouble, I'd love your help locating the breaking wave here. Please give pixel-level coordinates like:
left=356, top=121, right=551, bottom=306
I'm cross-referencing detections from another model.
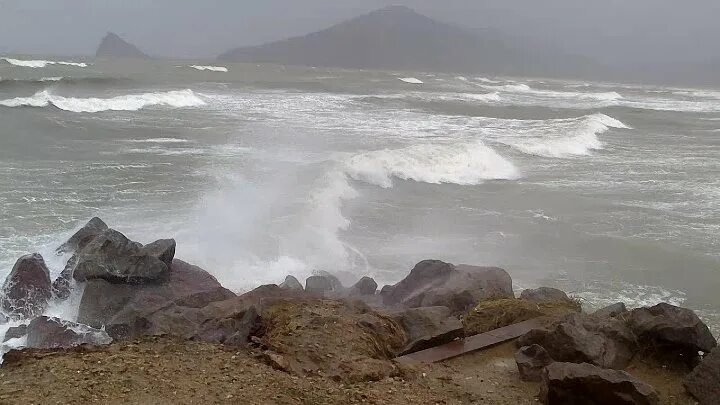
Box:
left=343, top=141, right=520, bottom=188
left=2, top=58, right=88, bottom=68
left=189, top=65, right=229, bottom=72
left=399, top=77, right=423, bottom=84
left=0, top=89, right=205, bottom=113
left=496, top=113, right=630, bottom=158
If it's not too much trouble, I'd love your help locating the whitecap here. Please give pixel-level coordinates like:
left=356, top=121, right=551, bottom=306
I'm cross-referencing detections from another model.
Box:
left=0, top=89, right=205, bottom=113
left=2, top=58, right=87, bottom=68
left=189, top=65, right=229, bottom=72
left=399, top=77, right=423, bottom=84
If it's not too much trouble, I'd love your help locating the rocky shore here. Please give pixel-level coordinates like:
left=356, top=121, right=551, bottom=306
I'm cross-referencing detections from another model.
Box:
left=0, top=218, right=717, bottom=404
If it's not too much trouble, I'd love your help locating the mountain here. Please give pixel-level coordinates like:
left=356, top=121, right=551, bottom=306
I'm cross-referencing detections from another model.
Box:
left=96, top=33, right=148, bottom=59
left=218, top=6, right=598, bottom=78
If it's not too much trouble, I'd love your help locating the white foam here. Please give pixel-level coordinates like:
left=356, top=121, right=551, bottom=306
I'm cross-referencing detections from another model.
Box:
left=344, top=141, right=520, bottom=188
left=2, top=58, right=87, bottom=68
left=462, top=92, right=501, bottom=102
left=189, top=65, right=229, bottom=72
left=124, top=138, right=191, bottom=144
left=0, top=89, right=205, bottom=113
left=399, top=77, right=423, bottom=84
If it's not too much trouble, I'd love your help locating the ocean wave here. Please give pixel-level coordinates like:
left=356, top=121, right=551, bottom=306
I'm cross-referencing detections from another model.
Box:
left=124, top=138, right=191, bottom=144
left=480, top=81, right=623, bottom=102
left=495, top=113, right=630, bottom=158
left=343, top=141, right=520, bottom=188
left=399, top=77, right=423, bottom=84
left=0, top=89, right=205, bottom=113
left=189, top=65, right=229, bottom=72
left=2, top=57, right=87, bottom=68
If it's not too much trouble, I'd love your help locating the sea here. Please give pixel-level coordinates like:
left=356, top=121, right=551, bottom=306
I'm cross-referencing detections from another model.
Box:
left=1, top=56, right=719, bottom=344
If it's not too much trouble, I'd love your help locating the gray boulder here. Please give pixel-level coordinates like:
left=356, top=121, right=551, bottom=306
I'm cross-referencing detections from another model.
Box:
left=25, top=316, right=112, bottom=349
left=520, top=287, right=570, bottom=303
left=279, top=275, right=303, bottom=291
left=56, top=217, right=108, bottom=254
left=0, top=312, right=6, bottom=324
left=305, top=275, right=341, bottom=297
left=77, top=259, right=235, bottom=340
left=593, top=302, right=627, bottom=318
left=381, top=260, right=513, bottom=314
left=515, top=344, right=554, bottom=382
left=2, top=324, right=28, bottom=343
left=349, top=276, right=378, bottom=297
left=390, top=306, right=464, bottom=355
left=684, top=348, right=720, bottom=405
left=1, top=254, right=52, bottom=319
left=628, top=303, right=717, bottom=355
left=72, top=229, right=175, bottom=283
left=51, top=254, right=78, bottom=300
left=541, top=362, right=659, bottom=405
left=518, top=313, right=636, bottom=369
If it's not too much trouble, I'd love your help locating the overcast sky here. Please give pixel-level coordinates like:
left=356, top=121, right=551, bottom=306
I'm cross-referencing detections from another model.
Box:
left=1, top=0, right=718, bottom=70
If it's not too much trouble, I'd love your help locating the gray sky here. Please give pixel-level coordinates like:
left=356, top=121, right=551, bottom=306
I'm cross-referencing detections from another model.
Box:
left=1, top=0, right=718, bottom=71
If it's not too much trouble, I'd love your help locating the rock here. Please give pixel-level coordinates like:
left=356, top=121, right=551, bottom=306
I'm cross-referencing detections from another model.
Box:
left=279, top=275, right=303, bottom=291
left=96, top=32, right=149, bottom=58
left=1, top=254, right=52, bottom=319
left=77, top=259, right=235, bottom=340
left=2, top=324, right=28, bottom=342
left=684, top=348, right=720, bottom=404
left=72, top=229, right=175, bottom=283
left=515, top=344, right=554, bottom=382
left=194, top=305, right=261, bottom=346
left=382, top=260, right=513, bottom=314
left=0, top=312, right=6, bottom=324
left=518, top=313, right=636, bottom=369
left=56, top=217, right=108, bottom=254
left=390, top=306, right=464, bottom=355
left=261, top=351, right=291, bottom=372
left=628, top=303, right=717, bottom=355
left=593, top=302, right=627, bottom=318
left=25, top=316, right=112, bottom=349
left=540, top=362, right=659, bottom=405
left=349, top=277, right=378, bottom=296
left=51, top=254, right=78, bottom=300
left=520, top=287, right=570, bottom=303
left=305, top=276, right=335, bottom=296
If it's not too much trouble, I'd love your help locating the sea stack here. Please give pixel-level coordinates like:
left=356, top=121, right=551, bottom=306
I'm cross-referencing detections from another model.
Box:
left=96, top=32, right=149, bottom=58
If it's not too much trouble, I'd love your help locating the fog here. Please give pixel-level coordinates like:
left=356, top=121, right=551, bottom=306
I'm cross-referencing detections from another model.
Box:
left=1, top=0, right=719, bottom=82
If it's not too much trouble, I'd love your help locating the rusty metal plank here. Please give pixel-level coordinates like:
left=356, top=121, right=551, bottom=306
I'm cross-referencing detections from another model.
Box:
left=394, top=318, right=544, bottom=364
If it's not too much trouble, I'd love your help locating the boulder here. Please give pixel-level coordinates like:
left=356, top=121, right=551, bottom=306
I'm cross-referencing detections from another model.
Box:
left=0, top=312, right=6, bottom=324
left=279, top=275, right=303, bottom=291
left=540, top=362, right=659, bottom=405
left=515, top=344, right=554, bottom=382
left=2, top=324, right=28, bottom=343
left=518, top=313, right=636, bottom=369
left=305, top=276, right=335, bottom=296
left=25, top=316, right=112, bottom=349
left=520, top=287, right=570, bottom=303
left=593, top=302, right=627, bottom=318
left=382, top=260, right=513, bottom=314
left=77, top=259, right=235, bottom=340
left=72, top=229, right=175, bottom=283
left=390, top=306, right=464, bottom=355
left=684, top=348, right=720, bottom=405
left=51, top=254, right=78, bottom=300
left=628, top=303, right=717, bottom=355
left=1, top=254, right=52, bottom=319
left=349, top=277, right=378, bottom=297
left=56, top=217, right=108, bottom=254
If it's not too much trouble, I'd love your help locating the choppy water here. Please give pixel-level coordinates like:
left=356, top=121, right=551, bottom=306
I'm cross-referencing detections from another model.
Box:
left=1, top=56, right=719, bottom=335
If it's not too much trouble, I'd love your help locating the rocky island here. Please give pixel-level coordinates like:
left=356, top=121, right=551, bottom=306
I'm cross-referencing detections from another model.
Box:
left=0, top=218, right=717, bottom=404
left=96, top=32, right=149, bottom=59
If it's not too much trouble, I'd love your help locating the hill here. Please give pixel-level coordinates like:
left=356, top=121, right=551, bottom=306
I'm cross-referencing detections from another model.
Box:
left=218, top=6, right=597, bottom=78
left=96, top=33, right=148, bottom=58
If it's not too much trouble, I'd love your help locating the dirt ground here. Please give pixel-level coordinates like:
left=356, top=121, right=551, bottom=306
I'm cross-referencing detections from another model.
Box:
left=0, top=337, right=697, bottom=405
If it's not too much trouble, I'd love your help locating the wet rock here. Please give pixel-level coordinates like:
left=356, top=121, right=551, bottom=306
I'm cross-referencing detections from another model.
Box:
left=194, top=305, right=261, bottom=346
left=1, top=254, right=52, bottom=319
left=540, top=362, right=659, bottom=405
left=520, top=287, right=570, bottom=303
left=628, top=303, right=717, bottom=355
left=2, top=324, right=28, bottom=342
left=382, top=260, right=513, bottom=314
left=390, top=306, right=464, bottom=355
left=51, top=254, right=78, bottom=300
left=77, top=259, right=235, bottom=340
left=349, top=277, right=378, bottom=297
left=515, top=344, right=554, bottom=382
left=684, top=348, right=720, bottom=405
left=0, top=312, right=6, bottom=324
left=593, top=302, right=627, bottom=318
left=56, top=217, right=108, bottom=254
left=73, top=229, right=175, bottom=283
left=25, top=316, right=112, bottom=349
left=518, top=313, right=636, bottom=369
left=279, top=275, right=303, bottom=291
left=305, top=276, right=335, bottom=296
